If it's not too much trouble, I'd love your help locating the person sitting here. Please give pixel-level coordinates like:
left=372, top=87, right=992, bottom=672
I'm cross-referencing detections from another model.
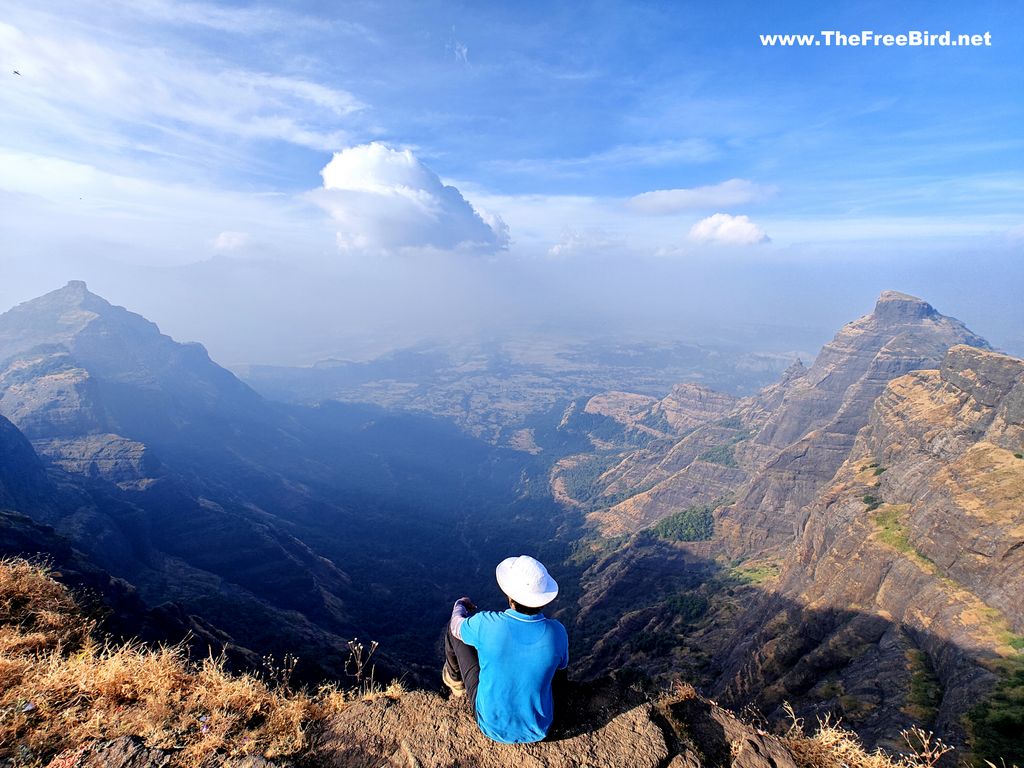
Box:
left=442, top=554, right=569, bottom=743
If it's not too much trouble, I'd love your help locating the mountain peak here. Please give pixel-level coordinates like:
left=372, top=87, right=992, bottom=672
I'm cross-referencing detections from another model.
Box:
left=781, top=358, right=806, bottom=378
left=872, top=290, right=937, bottom=322
left=46, top=280, right=108, bottom=310
left=0, top=282, right=121, bottom=362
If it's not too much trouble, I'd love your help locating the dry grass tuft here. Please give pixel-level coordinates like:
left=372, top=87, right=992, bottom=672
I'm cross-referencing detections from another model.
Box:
left=0, top=557, right=91, bottom=655
left=783, top=703, right=954, bottom=768
left=0, top=558, right=399, bottom=767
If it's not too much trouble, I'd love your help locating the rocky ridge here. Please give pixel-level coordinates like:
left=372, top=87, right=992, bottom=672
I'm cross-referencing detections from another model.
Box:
left=718, top=291, right=990, bottom=559
left=556, top=292, right=987, bottom=541
left=551, top=292, right=1020, bottom=757
left=715, top=345, right=1024, bottom=754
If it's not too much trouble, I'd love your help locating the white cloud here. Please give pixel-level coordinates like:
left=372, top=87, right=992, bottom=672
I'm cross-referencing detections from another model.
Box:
left=448, top=32, right=470, bottom=64
left=0, top=18, right=363, bottom=155
left=0, top=149, right=332, bottom=266
left=688, top=213, right=769, bottom=245
left=547, top=229, right=622, bottom=258
left=213, top=231, right=249, bottom=251
left=310, top=143, right=510, bottom=255
left=627, top=179, right=775, bottom=215
left=488, top=139, right=719, bottom=178
left=110, top=0, right=363, bottom=36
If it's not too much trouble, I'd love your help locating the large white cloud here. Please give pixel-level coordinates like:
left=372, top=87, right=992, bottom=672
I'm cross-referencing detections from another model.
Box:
left=688, top=213, right=769, bottom=245
left=627, top=179, right=774, bottom=215
left=310, top=143, right=509, bottom=255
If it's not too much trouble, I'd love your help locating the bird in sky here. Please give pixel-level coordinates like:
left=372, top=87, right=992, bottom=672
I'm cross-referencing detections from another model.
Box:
left=13, top=70, right=21, bottom=76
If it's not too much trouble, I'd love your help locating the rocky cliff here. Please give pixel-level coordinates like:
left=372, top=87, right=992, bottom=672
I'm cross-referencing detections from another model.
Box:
left=0, top=414, right=50, bottom=509
left=558, top=292, right=988, bottom=542
left=717, top=291, right=990, bottom=558
left=715, top=345, right=1024, bottom=758
left=550, top=293, right=1019, bottom=758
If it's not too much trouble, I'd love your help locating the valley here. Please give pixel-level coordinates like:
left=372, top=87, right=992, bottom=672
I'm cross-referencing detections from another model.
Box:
left=1, top=284, right=1022, bottom=762
left=237, top=336, right=797, bottom=445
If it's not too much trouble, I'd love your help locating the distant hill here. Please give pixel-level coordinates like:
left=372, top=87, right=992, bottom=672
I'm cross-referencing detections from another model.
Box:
left=237, top=336, right=797, bottom=445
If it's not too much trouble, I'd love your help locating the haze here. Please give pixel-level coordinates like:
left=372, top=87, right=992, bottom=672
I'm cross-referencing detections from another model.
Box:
left=2, top=0, right=1022, bottom=366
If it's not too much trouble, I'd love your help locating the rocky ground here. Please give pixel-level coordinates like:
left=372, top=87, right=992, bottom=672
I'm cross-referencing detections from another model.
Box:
left=12, top=684, right=823, bottom=768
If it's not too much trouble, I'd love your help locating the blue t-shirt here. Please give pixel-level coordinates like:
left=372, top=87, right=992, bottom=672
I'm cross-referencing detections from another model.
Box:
left=459, top=609, right=569, bottom=744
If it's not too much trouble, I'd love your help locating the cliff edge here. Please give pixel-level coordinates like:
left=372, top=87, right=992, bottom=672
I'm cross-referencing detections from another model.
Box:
left=1, top=558, right=939, bottom=768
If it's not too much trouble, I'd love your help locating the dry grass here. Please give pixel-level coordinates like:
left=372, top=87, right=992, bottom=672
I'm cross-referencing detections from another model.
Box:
left=662, top=682, right=951, bottom=768
left=782, top=704, right=955, bottom=768
left=0, top=558, right=401, bottom=767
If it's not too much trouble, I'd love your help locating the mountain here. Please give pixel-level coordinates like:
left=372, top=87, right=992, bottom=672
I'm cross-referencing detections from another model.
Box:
left=549, top=292, right=1020, bottom=758
left=718, top=291, right=991, bottom=558
left=0, top=282, right=554, bottom=683
left=3, top=283, right=1020, bottom=760
left=715, top=344, right=1024, bottom=758
left=555, top=291, right=987, bottom=540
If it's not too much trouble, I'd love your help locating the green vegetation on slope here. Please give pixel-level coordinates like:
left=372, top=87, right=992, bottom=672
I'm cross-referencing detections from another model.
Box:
left=650, top=505, right=714, bottom=541
left=968, top=655, right=1024, bottom=766
left=903, top=649, right=942, bottom=724
left=698, top=444, right=737, bottom=467
left=870, top=505, right=940, bottom=574
left=558, top=453, right=621, bottom=503
left=714, top=415, right=744, bottom=430
left=665, top=592, right=710, bottom=622
left=871, top=504, right=911, bottom=550
left=728, top=559, right=783, bottom=586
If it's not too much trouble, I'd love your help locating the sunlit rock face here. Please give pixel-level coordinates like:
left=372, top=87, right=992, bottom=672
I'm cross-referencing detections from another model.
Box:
left=572, top=291, right=988, bottom=545
left=717, top=291, right=989, bottom=558
left=559, top=293, right=1015, bottom=756
left=716, top=344, right=1024, bottom=751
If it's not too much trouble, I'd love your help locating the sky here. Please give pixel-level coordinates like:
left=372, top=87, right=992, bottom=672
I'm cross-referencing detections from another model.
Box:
left=1, top=0, right=1022, bottom=364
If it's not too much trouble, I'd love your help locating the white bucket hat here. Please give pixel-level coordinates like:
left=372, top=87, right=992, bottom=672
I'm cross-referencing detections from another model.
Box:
left=496, top=555, right=559, bottom=608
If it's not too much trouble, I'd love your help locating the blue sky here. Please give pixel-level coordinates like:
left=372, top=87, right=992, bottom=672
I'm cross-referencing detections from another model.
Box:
left=1, top=0, right=1022, bottom=361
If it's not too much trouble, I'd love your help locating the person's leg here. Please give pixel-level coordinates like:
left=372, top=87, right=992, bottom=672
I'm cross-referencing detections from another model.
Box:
left=548, top=667, right=569, bottom=737
left=443, top=621, right=480, bottom=713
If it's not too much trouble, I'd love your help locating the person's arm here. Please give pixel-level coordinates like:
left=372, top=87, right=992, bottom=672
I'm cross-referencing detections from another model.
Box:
left=449, top=596, right=477, bottom=642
